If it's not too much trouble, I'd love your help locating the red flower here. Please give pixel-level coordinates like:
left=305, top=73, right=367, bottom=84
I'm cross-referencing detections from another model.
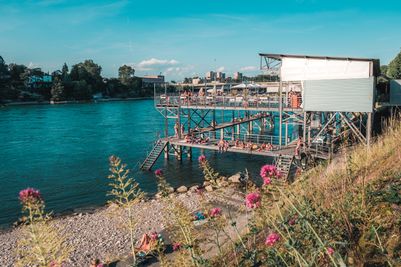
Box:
left=260, top=164, right=279, bottom=180
left=150, top=232, right=158, bottom=241
left=209, top=207, right=222, bottom=218
left=172, top=242, right=181, bottom=251
left=198, top=155, right=206, bottom=164
left=327, top=247, right=334, bottom=255
left=154, top=169, right=163, bottom=176
left=265, top=232, right=280, bottom=246
left=19, top=188, right=42, bottom=205
left=245, top=192, right=261, bottom=209
left=263, top=177, right=271, bottom=186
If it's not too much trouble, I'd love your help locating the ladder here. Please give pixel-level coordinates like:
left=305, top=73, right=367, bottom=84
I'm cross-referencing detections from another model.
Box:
left=140, top=139, right=168, bottom=170
left=275, top=155, right=294, bottom=181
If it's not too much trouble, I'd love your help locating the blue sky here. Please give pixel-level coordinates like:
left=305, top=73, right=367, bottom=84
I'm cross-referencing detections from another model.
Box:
left=1, top=0, right=400, bottom=81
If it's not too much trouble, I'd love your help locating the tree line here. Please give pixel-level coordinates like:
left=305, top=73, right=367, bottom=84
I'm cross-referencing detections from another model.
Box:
left=0, top=57, right=153, bottom=102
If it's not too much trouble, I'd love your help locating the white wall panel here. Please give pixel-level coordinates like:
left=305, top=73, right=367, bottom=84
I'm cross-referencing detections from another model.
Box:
left=281, top=58, right=371, bottom=81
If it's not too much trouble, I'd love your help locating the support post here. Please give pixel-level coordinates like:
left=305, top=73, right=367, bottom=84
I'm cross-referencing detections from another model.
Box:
left=367, top=112, right=372, bottom=146
left=279, top=70, right=283, bottom=148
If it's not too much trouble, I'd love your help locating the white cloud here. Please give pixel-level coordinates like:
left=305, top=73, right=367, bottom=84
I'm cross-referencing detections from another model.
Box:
left=136, top=58, right=179, bottom=71
left=240, top=66, right=258, bottom=71
left=217, top=66, right=225, bottom=72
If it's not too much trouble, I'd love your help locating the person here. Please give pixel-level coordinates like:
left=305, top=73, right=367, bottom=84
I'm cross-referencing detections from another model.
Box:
left=90, top=259, right=104, bottom=267
left=223, top=140, right=229, bottom=152
left=174, top=122, right=179, bottom=137
left=295, top=137, right=303, bottom=156
left=218, top=139, right=225, bottom=153
left=181, top=124, right=185, bottom=137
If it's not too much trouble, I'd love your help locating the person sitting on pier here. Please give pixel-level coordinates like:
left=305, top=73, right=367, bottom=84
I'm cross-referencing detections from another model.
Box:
left=235, top=139, right=240, bottom=148
left=258, top=143, right=267, bottom=152
left=266, top=143, right=273, bottom=151
left=218, top=139, right=225, bottom=153
left=223, top=140, right=230, bottom=152
left=201, top=137, right=210, bottom=144
left=185, top=134, right=192, bottom=143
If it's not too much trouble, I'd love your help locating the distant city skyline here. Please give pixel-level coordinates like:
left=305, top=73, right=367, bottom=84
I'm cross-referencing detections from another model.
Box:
left=1, top=0, right=401, bottom=81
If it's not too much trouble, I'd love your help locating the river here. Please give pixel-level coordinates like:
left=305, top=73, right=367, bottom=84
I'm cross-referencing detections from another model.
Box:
left=0, top=100, right=277, bottom=228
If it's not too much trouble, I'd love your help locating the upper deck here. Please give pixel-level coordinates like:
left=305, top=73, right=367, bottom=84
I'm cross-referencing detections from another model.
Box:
left=154, top=93, right=303, bottom=112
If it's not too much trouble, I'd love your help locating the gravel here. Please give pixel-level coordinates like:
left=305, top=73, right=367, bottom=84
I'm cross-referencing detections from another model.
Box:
left=0, top=187, right=245, bottom=267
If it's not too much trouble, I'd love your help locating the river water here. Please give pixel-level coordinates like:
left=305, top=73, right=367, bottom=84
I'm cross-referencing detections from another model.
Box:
left=0, top=100, right=278, bottom=228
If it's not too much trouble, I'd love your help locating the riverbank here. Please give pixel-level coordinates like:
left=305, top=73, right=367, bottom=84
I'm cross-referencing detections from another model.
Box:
left=0, top=180, right=247, bottom=266
left=0, top=97, right=153, bottom=107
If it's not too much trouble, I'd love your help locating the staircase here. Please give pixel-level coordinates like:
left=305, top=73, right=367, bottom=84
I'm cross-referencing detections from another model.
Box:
left=275, top=155, right=294, bottom=181
left=140, top=139, right=168, bottom=170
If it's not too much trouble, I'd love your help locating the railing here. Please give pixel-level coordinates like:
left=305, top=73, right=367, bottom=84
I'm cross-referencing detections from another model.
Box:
left=192, top=130, right=286, bottom=147
left=155, top=94, right=303, bottom=110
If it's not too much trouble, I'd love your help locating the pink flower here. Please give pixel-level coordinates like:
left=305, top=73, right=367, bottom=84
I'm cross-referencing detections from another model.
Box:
left=288, top=216, right=297, bottom=226
left=209, top=207, right=222, bottom=218
left=198, top=155, right=206, bottom=164
left=150, top=232, right=158, bottom=241
left=265, top=232, right=280, bottom=246
left=172, top=242, right=181, bottom=251
left=154, top=169, right=163, bottom=176
left=19, top=188, right=42, bottom=204
left=263, top=177, right=271, bottom=186
left=245, top=192, right=261, bottom=209
left=260, top=164, right=279, bottom=179
left=327, top=247, right=334, bottom=255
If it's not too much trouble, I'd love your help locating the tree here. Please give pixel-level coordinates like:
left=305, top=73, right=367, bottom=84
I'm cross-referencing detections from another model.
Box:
left=51, top=78, right=65, bottom=101
left=380, top=65, right=388, bottom=76
left=386, top=50, right=401, bottom=79
left=61, top=63, right=69, bottom=80
left=118, top=65, right=135, bottom=85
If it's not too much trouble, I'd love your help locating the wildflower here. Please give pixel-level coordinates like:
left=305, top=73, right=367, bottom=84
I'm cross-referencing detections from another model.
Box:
left=327, top=247, right=334, bottom=256
left=262, top=177, right=271, bottom=186
left=209, top=207, right=222, bottom=218
left=172, top=242, right=181, bottom=251
left=150, top=232, right=158, bottom=241
left=288, top=216, right=297, bottom=226
left=154, top=169, right=163, bottom=176
left=198, top=155, right=206, bottom=164
left=245, top=192, right=261, bottom=209
left=19, top=188, right=42, bottom=205
left=265, top=232, right=280, bottom=246
left=260, top=164, right=279, bottom=179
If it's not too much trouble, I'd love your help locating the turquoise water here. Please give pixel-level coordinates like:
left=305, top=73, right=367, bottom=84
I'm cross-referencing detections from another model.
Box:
left=0, top=100, right=281, bottom=228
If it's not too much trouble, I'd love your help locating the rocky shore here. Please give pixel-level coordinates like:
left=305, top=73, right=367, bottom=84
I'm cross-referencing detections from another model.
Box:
left=0, top=175, right=246, bottom=267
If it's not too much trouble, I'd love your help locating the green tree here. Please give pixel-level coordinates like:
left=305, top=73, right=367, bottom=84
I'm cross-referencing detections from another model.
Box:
left=51, top=78, right=65, bottom=101
left=386, top=50, right=401, bottom=79
left=118, top=65, right=135, bottom=85
left=380, top=65, right=388, bottom=76
left=61, top=63, right=69, bottom=80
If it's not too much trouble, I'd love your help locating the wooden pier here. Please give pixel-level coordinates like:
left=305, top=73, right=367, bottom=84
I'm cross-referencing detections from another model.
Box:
left=141, top=53, right=380, bottom=180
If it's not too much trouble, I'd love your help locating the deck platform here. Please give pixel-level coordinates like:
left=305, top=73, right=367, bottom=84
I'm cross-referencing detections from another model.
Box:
left=168, top=137, right=296, bottom=158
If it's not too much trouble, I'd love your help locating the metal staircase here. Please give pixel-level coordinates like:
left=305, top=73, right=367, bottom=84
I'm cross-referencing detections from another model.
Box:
left=275, top=155, right=294, bottom=181
left=140, top=139, right=168, bottom=170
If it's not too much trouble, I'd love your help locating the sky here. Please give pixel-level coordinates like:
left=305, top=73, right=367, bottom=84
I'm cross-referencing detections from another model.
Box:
left=0, top=0, right=401, bottom=81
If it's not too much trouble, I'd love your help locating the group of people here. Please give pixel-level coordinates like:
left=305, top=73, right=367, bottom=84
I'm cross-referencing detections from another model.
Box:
left=217, top=139, right=230, bottom=153
left=184, top=133, right=210, bottom=144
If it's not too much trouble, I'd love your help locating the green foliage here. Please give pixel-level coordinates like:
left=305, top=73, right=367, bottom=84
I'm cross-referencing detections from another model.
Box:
left=51, top=78, right=65, bottom=101
left=387, top=50, right=401, bottom=79
left=118, top=65, right=135, bottom=85
left=16, top=192, right=71, bottom=267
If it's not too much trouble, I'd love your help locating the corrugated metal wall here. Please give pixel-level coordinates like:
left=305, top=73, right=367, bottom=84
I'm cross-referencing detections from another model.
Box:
left=390, top=80, right=401, bottom=105
left=303, top=77, right=374, bottom=112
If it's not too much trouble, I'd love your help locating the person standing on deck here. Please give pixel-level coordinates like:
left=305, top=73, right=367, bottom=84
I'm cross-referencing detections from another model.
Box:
left=174, top=122, right=179, bottom=138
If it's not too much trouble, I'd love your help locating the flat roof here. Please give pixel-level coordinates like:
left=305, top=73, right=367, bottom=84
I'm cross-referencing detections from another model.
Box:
left=259, top=53, right=378, bottom=62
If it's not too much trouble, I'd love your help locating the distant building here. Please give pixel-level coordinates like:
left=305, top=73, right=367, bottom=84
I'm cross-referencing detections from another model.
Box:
left=234, top=72, right=243, bottom=81
left=205, top=71, right=216, bottom=81
left=28, top=74, right=52, bottom=89
left=192, top=77, right=203, bottom=85
left=216, top=72, right=226, bottom=81
left=141, top=75, right=165, bottom=86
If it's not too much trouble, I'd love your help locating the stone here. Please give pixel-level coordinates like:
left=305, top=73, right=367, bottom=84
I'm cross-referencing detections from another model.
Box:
left=228, top=173, right=241, bottom=183
left=205, top=185, right=214, bottom=192
left=176, top=185, right=188, bottom=193
left=167, top=187, right=175, bottom=193
left=155, top=192, right=163, bottom=199
left=219, top=181, right=229, bottom=187
left=203, top=181, right=211, bottom=187
left=190, top=185, right=200, bottom=192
